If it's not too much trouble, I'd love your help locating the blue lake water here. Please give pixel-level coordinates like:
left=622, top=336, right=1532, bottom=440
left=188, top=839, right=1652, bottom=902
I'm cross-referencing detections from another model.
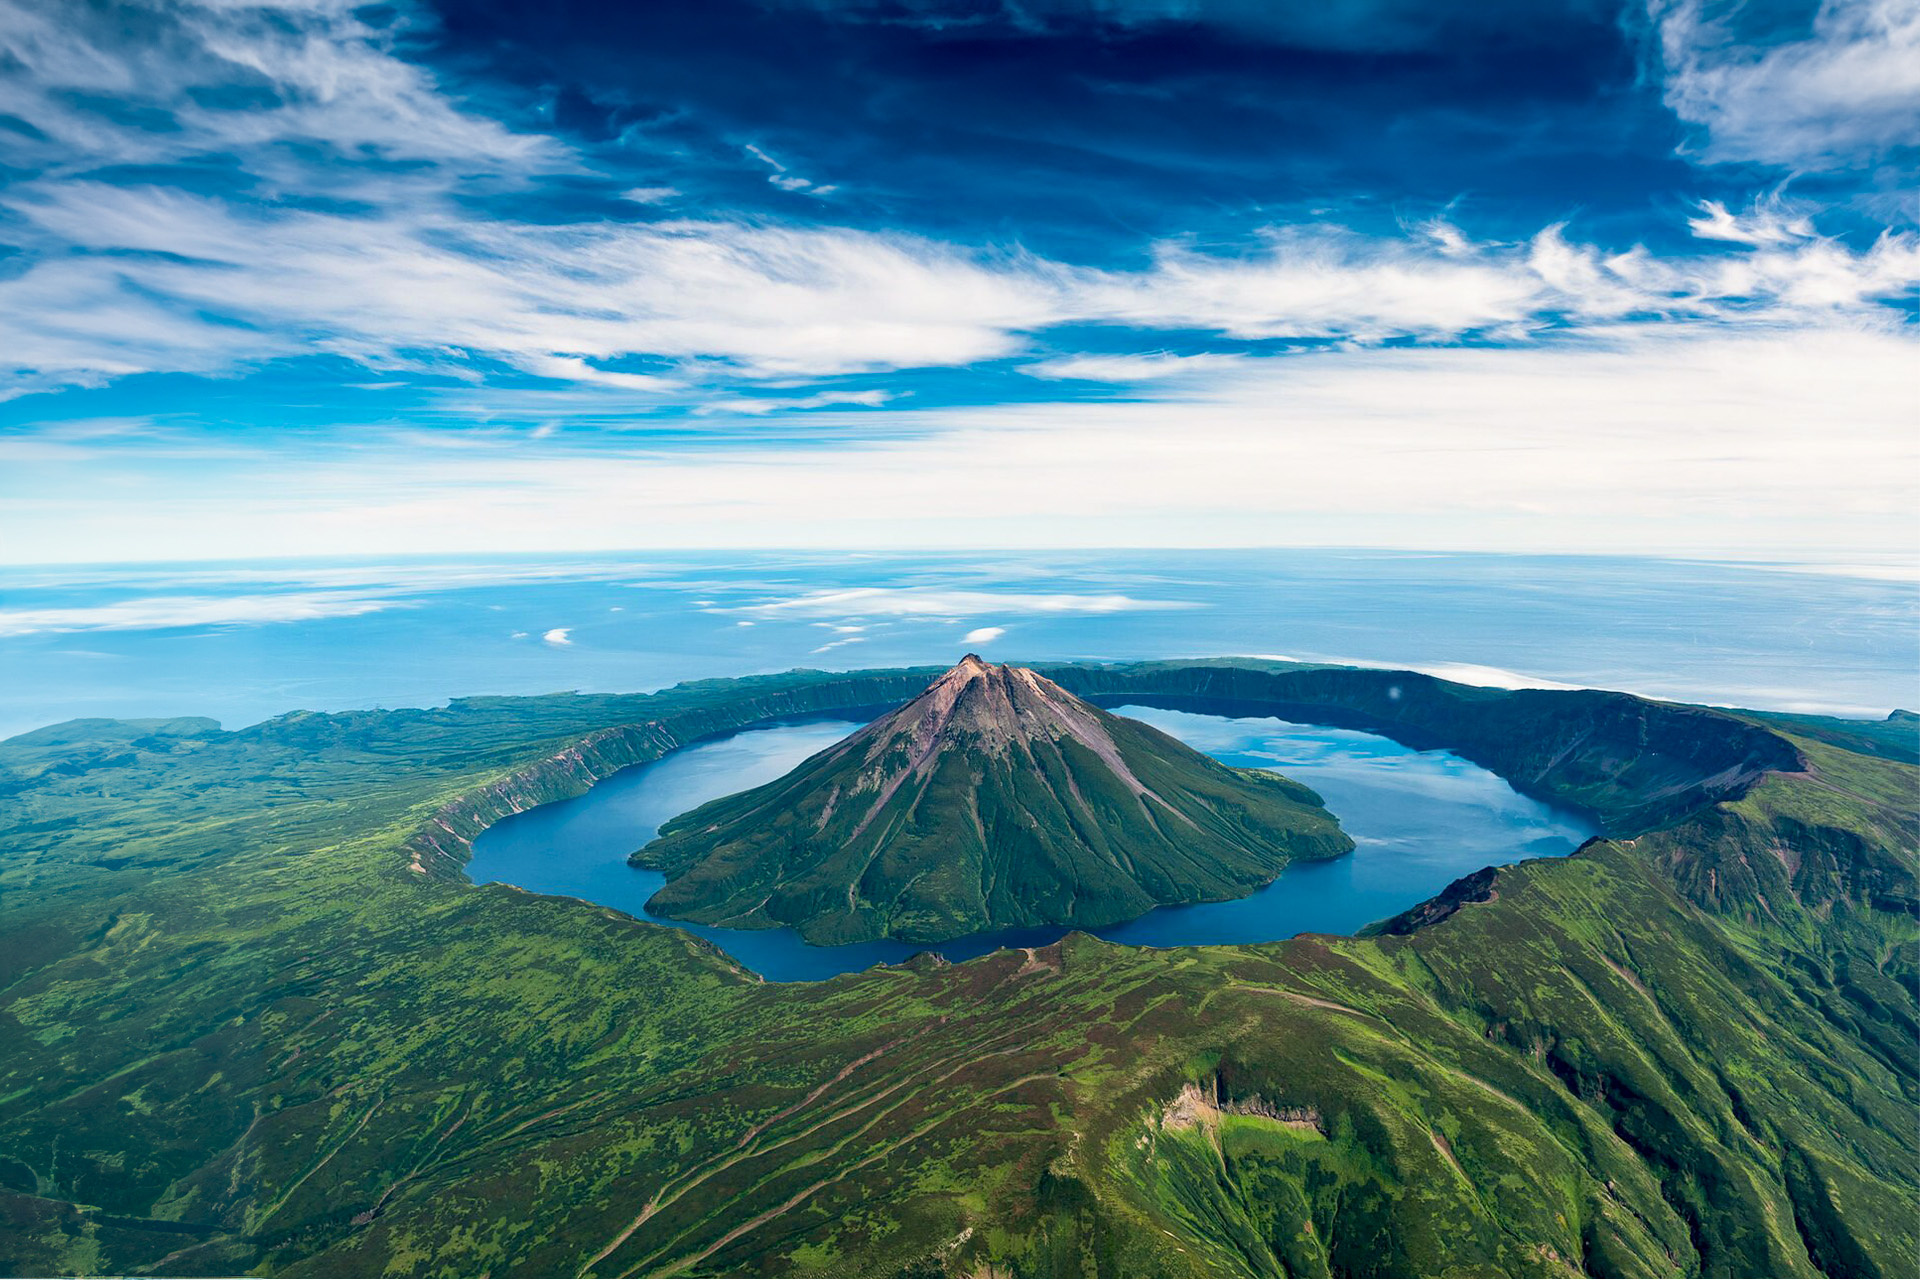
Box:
left=465, top=706, right=1597, bottom=981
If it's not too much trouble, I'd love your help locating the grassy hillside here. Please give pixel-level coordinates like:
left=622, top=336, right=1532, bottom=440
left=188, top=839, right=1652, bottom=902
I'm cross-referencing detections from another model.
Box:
left=0, top=663, right=1912, bottom=1277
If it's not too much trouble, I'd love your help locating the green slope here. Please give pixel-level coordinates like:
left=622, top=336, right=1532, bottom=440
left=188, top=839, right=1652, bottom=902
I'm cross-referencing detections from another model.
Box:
left=0, top=663, right=1912, bottom=1278
left=636, top=657, right=1353, bottom=943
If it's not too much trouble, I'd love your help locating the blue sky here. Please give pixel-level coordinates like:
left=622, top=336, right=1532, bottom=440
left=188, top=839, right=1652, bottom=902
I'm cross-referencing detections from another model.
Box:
left=0, top=0, right=1915, bottom=563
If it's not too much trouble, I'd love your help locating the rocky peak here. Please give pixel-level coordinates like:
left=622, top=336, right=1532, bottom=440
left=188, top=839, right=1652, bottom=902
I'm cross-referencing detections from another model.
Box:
left=870, top=656, right=1144, bottom=786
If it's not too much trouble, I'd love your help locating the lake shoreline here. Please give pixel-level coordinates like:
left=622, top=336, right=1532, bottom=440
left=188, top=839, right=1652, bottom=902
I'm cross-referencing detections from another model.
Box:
left=467, top=705, right=1597, bottom=981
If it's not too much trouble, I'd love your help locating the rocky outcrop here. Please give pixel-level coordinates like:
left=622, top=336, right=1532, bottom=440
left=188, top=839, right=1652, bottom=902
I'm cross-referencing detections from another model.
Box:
left=1367, top=864, right=1506, bottom=936
left=1160, top=1080, right=1324, bottom=1133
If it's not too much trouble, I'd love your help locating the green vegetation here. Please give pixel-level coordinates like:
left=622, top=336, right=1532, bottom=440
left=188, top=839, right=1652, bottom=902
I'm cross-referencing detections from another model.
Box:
left=637, top=656, right=1352, bottom=944
left=1736, top=707, right=1919, bottom=765
left=0, top=662, right=1913, bottom=1277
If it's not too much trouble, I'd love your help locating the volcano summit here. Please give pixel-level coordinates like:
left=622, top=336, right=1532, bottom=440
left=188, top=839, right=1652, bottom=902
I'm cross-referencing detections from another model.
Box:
left=633, top=656, right=1352, bottom=944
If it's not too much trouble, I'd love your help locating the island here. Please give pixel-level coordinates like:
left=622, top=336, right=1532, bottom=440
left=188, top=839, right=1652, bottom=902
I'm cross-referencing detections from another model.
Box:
left=635, top=656, right=1353, bottom=943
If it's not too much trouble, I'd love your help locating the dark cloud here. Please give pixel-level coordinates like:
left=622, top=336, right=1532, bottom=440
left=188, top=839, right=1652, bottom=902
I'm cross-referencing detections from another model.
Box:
left=767, top=0, right=1624, bottom=54
left=426, top=0, right=1710, bottom=259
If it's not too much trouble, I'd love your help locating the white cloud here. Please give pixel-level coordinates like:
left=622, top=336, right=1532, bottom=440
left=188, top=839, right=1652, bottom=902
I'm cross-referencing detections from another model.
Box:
left=1022, top=353, right=1244, bottom=381
left=1697, top=558, right=1920, bottom=582
left=1392, top=662, right=1586, bottom=692
left=3, top=55, right=1917, bottom=405
left=0, top=558, right=658, bottom=594
left=731, top=588, right=1197, bottom=618
left=13, top=325, right=1908, bottom=565
left=745, top=142, right=836, bottom=196
left=542, top=627, right=572, bottom=645
left=1688, top=199, right=1817, bottom=246
left=962, top=625, right=1007, bottom=644
left=1653, top=0, right=1920, bottom=167
left=4, top=0, right=1918, bottom=405
left=1070, top=219, right=1920, bottom=342
left=0, top=0, right=559, bottom=178
left=0, top=591, right=401, bottom=636
left=697, top=389, right=895, bottom=416
left=1191, top=655, right=1592, bottom=693
left=1070, top=229, right=1544, bottom=341
left=13, top=181, right=1914, bottom=401
left=0, top=182, right=1063, bottom=389
left=0, top=0, right=1050, bottom=393
left=521, top=357, right=682, bottom=392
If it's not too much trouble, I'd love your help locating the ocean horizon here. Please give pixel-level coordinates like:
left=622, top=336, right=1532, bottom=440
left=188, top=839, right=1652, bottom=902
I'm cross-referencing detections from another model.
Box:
left=4, top=547, right=1912, bottom=740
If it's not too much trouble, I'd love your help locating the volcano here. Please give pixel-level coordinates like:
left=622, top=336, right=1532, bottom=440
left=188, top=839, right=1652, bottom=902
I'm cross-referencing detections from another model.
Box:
left=633, top=655, right=1353, bottom=944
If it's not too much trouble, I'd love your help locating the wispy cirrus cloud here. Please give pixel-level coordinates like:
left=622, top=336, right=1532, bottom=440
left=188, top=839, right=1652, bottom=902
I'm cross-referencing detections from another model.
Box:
left=729, top=588, right=1198, bottom=618
left=0, top=557, right=671, bottom=594
left=697, top=388, right=897, bottom=415
left=1653, top=0, right=1920, bottom=168
left=743, top=142, right=837, bottom=196
left=1022, top=353, right=1245, bottom=382
left=0, top=592, right=403, bottom=636
left=7, top=173, right=1916, bottom=401
left=0, top=181, right=1061, bottom=391
left=0, top=0, right=558, bottom=179
left=1688, top=198, right=1818, bottom=246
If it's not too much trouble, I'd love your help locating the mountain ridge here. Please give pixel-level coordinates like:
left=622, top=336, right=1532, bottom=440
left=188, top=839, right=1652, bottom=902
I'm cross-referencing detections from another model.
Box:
left=0, top=663, right=1910, bottom=1276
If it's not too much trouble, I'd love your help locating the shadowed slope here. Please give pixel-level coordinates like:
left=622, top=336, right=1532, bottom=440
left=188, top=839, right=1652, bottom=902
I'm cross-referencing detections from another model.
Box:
left=635, top=656, right=1352, bottom=943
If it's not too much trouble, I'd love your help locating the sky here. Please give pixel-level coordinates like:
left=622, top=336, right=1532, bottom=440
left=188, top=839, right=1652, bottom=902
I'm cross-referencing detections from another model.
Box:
left=0, top=0, right=1915, bottom=564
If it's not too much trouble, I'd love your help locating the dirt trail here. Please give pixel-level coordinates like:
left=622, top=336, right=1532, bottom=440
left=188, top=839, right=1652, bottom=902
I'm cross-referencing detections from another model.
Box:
left=1230, top=983, right=1379, bottom=1021
left=256, top=1096, right=382, bottom=1228
left=583, top=1026, right=1035, bottom=1277
left=1429, top=1128, right=1467, bottom=1183
left=610, top=1031, right=1044, bottom=1277
left=738, top=1039, right=904, bottom=1147
left=578, top=1046, right=899, bottom=1278
left=651, top=1071, right=1057, bottom=1277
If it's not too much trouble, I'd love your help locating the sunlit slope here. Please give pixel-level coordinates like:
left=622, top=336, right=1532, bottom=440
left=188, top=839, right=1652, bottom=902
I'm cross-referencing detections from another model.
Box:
left=0, top=663, right=1912, bottom=1278
left=636, top=656, right=1352, bottom=943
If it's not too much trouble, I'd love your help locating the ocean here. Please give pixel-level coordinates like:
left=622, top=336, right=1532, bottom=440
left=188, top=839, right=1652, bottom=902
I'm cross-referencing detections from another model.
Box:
left=2, top=548, right=1913, bottom=739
